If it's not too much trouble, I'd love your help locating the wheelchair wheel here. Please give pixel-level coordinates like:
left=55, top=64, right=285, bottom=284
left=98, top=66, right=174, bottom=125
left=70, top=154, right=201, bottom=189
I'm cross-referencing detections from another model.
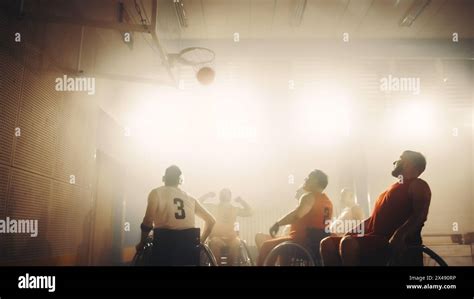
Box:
left=420, top=246, right=448, bottom=266
left=132, top=238, right=153, bottom=266
left=388, top=245, right=448, bottom=267
left=263, top=241, right=315, bottom=266
left=200, top=243, right=218, bottom=266
left=238, top=240, right=254, bottom=266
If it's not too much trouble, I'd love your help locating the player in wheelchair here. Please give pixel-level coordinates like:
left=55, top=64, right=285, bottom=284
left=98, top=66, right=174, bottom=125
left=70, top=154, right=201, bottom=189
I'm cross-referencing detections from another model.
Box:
left=207, top=236, right=254, bottom=266
left=257, top=169, right=333, bottom=266
left=262, top=188, right=363, bottom=266
left=320, top=151, right=440, bottom=266
left=134, top=165, right=217, bottom=266
left=199, top=188, right=253, bottom=266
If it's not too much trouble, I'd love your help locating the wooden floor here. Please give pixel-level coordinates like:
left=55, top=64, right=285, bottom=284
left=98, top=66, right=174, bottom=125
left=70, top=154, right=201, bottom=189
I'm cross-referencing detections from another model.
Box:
left=423, top=234, right=474, bottom=266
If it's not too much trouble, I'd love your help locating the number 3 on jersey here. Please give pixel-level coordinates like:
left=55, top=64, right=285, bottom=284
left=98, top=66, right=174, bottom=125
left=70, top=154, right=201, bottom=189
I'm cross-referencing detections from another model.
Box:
left=173, top=198, right=186, bottom=219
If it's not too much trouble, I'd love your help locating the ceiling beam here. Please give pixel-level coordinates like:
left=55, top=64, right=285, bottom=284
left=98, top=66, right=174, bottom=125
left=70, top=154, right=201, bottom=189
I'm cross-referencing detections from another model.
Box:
left=150, top=0, right=177, bottom=86
left=25, top=14, right=151, bottom=33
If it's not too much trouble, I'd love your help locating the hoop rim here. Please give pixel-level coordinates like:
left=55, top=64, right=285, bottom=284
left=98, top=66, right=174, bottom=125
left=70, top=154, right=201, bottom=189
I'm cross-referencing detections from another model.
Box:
left=170, top=47, right=215, bottom=66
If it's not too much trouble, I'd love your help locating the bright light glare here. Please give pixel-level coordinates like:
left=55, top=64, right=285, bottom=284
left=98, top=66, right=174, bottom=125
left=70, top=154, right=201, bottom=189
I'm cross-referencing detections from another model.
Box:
left=125, top=84, right=263, bottom=164
left=126, top=87, right=195, bottom=151
left=293, top=86, right=352, bottom=144
left=389, top=100, right=436, bottom=138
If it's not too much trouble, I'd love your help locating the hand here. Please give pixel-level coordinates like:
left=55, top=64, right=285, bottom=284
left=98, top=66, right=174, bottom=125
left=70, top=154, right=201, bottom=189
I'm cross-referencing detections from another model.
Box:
left=269, top=222, right=280, bottom=238
left=234, top=196, right=242, bottom=203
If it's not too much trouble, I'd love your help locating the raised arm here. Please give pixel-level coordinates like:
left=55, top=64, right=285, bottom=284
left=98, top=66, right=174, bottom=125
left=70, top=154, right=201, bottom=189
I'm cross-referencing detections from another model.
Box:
left=195, top=199, right=216, bottom=243
left=269, top=193, right=314, bottom=237
left=235, top=197, right=253, bottom=217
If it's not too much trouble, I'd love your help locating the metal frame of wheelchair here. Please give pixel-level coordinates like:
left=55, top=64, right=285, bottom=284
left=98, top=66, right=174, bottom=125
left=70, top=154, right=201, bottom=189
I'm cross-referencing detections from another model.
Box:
left=263, top=241, right=448, bottom=266
left=200, top=243, right=218, bottom=266
left=217, top=239, right=254, bottom=266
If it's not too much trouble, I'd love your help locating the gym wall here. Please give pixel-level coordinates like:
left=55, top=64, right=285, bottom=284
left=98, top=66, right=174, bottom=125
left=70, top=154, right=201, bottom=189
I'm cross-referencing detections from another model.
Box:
left=0, top=7, right=125, bottom=265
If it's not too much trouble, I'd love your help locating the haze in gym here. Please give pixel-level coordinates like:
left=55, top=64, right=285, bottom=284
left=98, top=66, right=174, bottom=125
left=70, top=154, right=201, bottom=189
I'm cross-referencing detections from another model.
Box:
left=0, top=0, right=473, bottom=266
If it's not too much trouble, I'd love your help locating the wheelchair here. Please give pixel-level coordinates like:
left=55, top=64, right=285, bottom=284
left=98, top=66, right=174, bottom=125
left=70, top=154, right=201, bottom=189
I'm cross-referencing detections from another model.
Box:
left=217, top=239, right=254, bottom=266
left=132, top=228, right=218, bottom=266
left=263, top=233, right=448, bottom=267
left=263, top=228, right=330, bottom=266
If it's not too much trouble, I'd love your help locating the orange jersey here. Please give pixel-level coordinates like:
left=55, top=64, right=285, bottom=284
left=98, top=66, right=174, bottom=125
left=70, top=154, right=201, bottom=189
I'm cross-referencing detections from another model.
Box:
left=366, top=178, right=431, bottom=244
left=289, top=192, right=333, bottom=241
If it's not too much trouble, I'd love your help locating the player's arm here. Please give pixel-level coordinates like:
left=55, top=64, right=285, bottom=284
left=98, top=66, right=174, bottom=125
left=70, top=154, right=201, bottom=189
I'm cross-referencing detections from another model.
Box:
left=269, top=194, right=313, bottom=236
left=195, top=199, right=216, bottom=243
left=389, top=180, right=431, bottom=251
left=136, top=190, right=158, bottom=251
left=235, top=197, right=253, bottom=217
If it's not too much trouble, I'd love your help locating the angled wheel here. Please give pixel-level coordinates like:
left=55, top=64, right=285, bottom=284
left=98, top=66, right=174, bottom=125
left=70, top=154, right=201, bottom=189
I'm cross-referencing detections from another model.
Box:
left=388, top=245, right=448, bottom=266
left=200, top=243, right=218, bottom=266
left=420, top=246, right=448, bottom=266
left=238, top=240, right=254, bottom=266
left=132, top=237, right=153, bottom=266
left=263, top=241, right=315, bottom=266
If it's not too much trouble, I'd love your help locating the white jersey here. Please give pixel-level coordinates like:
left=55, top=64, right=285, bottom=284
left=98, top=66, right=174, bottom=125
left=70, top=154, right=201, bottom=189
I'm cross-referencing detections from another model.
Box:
left=152, top=186, right=196, bottom=230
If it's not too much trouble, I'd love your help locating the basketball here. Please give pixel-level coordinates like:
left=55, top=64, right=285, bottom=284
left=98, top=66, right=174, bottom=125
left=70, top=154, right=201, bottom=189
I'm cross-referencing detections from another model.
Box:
left=196, top=66, right=215, bottom=85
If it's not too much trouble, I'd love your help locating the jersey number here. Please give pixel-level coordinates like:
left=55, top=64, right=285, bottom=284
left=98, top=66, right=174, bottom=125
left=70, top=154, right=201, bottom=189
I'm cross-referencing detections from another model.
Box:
left=174, top=198, right=186, bottom=219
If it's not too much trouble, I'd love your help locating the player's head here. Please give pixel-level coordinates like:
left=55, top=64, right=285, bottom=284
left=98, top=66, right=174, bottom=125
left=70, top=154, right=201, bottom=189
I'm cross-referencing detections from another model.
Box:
left=303, top=169, right=328, bottom=193
left=163, top=165, right=182, bottom=186
left=392, top=150, right=426, bottom=178
left=340, top=188, right=355, bottom=207
left=219, top=188, right=232, bottom=203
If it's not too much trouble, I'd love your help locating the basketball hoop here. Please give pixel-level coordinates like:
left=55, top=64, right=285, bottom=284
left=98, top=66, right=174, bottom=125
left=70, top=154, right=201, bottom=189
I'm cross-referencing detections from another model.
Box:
left=167, top=47, right=216, bottom=85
